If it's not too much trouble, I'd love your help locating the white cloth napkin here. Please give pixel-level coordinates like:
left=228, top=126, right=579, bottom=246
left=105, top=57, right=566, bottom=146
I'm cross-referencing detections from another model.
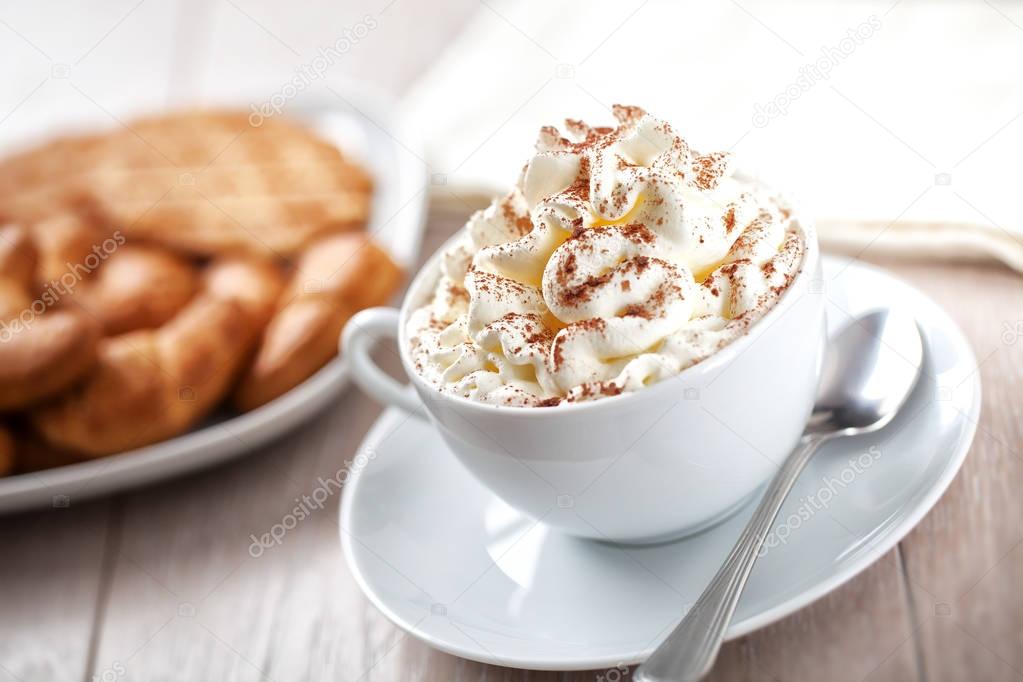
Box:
left=401, top=0, right=1023, bottom=274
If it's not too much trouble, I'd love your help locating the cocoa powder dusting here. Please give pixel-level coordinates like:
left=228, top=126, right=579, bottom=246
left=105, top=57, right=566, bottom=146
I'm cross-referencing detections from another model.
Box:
left=622, top=304, right=652, bottom=319
left=723, top=206, right=737, bottom=233
left=500, top=197, right=533, bottom=236
left=536, top=396, right=563, bottom=407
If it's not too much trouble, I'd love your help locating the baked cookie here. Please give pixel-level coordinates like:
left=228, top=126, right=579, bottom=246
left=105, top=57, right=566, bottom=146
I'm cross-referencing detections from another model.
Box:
left=0, top=111, right=373, bottom=257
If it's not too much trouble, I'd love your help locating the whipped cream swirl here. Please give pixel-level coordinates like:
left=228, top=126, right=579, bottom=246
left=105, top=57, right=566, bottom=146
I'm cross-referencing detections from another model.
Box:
left=408, top=105, right=805, bottom=406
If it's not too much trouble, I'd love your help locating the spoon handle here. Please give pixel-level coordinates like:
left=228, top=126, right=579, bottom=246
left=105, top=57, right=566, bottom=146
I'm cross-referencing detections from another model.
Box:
left=634, top=434, right=826, bottom=682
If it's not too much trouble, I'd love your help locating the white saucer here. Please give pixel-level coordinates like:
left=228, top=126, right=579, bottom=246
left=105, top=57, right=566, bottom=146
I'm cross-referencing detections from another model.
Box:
left=339, top=256, right=981, bottom=671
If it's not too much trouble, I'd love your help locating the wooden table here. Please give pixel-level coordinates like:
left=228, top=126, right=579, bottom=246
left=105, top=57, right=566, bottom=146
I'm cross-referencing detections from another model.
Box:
left=1, top=1, right=1021, bottom=680
left=1, top=196, right=1020, bottom=681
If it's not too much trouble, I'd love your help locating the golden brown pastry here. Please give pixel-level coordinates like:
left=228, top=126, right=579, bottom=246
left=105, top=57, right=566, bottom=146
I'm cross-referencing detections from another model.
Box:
left=87, top=162, right=372, bottom=258
left=0, top=110, right=384, bottom=466
left=26, top=212, right=109, bottom=285
left=203, top=256, right=285, bottom=329
left=0, top=111, right=373, bottom=257
left=0, top=221, right=38, bottom=291
left=0, top=223, right=36, bottom=321
left=233, top=298, right=356, bottom=412
left=0, top=224, right=101, bottom=411
left=233, top=234, right=402, bottom=410
left=30, top=258, right=283, bottom=456
left=67, top=244, right=198, bottom=335
left=0, top=279, right=29, bottom=322
left=0, top=309, right=101, bottom=411
left=0, top=135, right=103, bottom=224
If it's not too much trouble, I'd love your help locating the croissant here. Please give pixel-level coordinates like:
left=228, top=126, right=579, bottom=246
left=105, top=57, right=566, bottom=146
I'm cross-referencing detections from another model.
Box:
left=30, top=257, right=284, bottom=456
left=27, top=212, right=110, bottom=285
left=67, top=244, right=198, bottom=335
left=0, top=224, right=100, bottom=411
left=233, top=233, right=402, bottom=410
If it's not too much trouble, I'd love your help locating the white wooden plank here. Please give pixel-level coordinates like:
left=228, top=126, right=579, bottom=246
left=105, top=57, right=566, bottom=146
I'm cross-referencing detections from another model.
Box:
left=705, top=551, right=919, bottom=682
left=0, top=501, right=110, bottom=682
left=91, top=388, right=394, bottom=681
left=879, top=258, right=1023, bottom=682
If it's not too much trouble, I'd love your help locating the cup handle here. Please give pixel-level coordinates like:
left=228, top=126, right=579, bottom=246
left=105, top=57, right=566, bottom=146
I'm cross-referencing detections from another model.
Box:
left=341, top=308, right=426, bottom=417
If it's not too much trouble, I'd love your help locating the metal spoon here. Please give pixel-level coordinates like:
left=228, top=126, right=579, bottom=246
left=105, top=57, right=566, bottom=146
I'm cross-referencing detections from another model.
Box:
left=634, top=309, right=924, bottom=682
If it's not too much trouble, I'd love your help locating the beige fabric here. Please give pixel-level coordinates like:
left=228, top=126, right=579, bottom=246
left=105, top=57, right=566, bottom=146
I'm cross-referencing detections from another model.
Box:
left=403, top=0, right=1023, bottom=275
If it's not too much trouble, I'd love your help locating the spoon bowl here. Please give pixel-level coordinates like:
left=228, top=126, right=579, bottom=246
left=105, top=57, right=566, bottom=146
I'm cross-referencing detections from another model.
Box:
left=808, top=309, right=924, bottom=435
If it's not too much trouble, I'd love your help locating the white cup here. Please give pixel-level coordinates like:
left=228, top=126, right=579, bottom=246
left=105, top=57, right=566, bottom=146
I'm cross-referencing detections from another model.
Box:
left=343, top=222, right=825, bottom=544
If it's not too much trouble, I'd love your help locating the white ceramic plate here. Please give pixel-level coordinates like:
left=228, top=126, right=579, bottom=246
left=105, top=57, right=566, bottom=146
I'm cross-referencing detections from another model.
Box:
left=339, top=256, right=981, bottom=671
left=0, top=84, right=427, bottom=513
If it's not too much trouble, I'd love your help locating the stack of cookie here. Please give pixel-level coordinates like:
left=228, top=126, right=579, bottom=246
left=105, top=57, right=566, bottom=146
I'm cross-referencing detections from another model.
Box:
left=0, top=111, right=403, bottom=475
